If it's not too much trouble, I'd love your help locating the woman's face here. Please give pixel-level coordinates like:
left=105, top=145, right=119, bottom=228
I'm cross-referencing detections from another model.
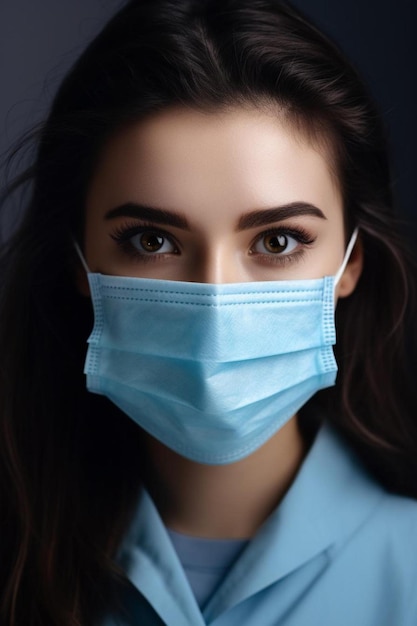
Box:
left=82, top=107, right=362, bottom=297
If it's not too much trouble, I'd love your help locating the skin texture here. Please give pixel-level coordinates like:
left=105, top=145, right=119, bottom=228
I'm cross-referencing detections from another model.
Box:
left=80, top=106, right=363, bottom=538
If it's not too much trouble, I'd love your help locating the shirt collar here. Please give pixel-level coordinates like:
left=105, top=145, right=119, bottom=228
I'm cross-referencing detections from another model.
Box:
left=204, top=422, right=384, bottom=620
left=117, top=487, right=205, bottom=625
left=117, top=423, right=385, bottom=624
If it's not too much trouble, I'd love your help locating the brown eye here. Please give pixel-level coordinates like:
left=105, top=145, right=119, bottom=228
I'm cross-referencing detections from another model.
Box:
left=140, top=232, right=165, bottom=252
left=129, top=230, right=177, bottom=254
left=263, top=234, right=288, bottom=253
left=253, top=232, right=297, bottom=255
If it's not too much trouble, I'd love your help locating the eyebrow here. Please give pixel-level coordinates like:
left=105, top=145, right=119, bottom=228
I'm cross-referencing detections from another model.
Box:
left=105, top=203, right=190, bottom=229
left=236, top=202, right=326, bottom=230
left=104, top=201, right=326, bottom=231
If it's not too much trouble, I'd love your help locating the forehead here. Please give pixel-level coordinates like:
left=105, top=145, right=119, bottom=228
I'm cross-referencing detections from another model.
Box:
left=87, top=106, right=342, bottom=222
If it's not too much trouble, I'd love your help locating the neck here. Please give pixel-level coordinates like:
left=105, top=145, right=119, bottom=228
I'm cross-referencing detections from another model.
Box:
left=143, top=416, right=307, bottom=539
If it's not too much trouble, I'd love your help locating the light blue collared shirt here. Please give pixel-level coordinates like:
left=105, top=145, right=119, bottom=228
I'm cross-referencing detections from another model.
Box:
left=104, top=424, right=417, bottom=625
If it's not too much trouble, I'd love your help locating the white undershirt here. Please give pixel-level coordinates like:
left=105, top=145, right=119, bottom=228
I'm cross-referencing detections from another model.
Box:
left=167, top=528, right=249, bottom=608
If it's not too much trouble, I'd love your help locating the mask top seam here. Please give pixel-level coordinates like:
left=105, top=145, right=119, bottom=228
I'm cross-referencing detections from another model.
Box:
left=97, top=296, right=324, bottom=306
left=99, top=286, right=324, bottom=297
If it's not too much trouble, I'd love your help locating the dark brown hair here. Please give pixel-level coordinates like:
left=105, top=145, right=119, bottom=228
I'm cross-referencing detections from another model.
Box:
left=1, top=1, right=416, bottom=623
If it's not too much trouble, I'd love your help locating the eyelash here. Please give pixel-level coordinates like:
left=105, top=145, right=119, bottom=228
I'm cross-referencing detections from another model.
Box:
left=110, top=221, right=180, bottom=263
left=109, top=221, right=316, bottom=265
left=248, top=226, right=316, bottom=266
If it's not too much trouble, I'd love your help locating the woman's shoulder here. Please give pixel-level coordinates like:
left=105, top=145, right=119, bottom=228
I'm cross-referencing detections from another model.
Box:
left=378, top=488, right=417, bottom=520
left=366, top=489, right=417, bottom=553
left=297, top=421, right=417, bottom=567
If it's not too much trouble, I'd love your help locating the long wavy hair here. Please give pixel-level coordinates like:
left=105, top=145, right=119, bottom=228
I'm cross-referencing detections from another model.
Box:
left=1, top=1, right=416, bottom=623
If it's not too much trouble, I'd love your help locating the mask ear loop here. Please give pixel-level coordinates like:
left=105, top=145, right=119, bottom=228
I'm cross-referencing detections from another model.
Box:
left=334, top=227, right=359, bottom=288
left=73, top=240, right=91, bottom=274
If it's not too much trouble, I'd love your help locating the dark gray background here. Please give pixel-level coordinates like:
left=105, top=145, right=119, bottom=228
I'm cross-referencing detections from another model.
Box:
left=0, top=0, right=415, bottom=235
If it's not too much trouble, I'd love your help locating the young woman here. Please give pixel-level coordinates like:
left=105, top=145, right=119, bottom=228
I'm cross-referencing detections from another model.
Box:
left=1, top=1, right=417, bottom=624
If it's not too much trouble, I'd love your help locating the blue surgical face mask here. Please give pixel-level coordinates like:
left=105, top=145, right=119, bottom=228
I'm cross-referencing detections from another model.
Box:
left=76, top=229, right=358, bottom=465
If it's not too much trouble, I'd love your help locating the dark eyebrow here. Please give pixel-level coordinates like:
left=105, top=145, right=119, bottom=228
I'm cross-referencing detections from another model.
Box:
left=236, top=202, right=327, bottom=231
left=104, top=203, right=190, bottom=230
left=104, top=201, right=326, bottom=231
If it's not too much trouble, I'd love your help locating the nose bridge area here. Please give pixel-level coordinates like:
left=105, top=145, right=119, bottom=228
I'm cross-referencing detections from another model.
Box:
left=193, top=240, right=242, bottom=284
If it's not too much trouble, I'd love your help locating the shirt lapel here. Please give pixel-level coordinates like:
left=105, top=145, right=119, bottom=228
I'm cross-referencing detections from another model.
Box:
left=203, top=424, right=384, bottom=623
left=118, top=490, right=206, bottom=626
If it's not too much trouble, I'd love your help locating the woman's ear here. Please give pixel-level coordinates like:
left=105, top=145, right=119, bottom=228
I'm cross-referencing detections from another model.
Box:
left=336, top=235, right=364, bottom=299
